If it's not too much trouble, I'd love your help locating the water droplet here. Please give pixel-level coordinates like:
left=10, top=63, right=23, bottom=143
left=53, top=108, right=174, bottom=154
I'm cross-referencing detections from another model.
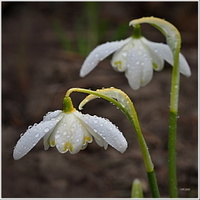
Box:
left=136, top=61, right=140, bottom=65
left=35, top=133, right=40, bottom=138
left=63, top=131, right=68, bottom=136
left=122, top=51, right=128, bottom=57
left=33, top=128, right=38, bottom=132
left=55, top=134, right=60, bottom=139
left=94, top=119, right=98, bottom=124
left=44, top=128, right=49, bottom=133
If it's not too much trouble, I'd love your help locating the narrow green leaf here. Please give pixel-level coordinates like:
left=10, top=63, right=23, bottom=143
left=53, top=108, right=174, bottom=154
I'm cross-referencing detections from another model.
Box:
left=131, top=179, right=144, bottom=198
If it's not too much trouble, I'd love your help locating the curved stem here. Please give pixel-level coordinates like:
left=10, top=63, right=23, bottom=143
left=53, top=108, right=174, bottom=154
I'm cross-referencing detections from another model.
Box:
left=66, top=87, right=160, bottom=197
left=127, top=103, right=160, bottom=198
left=129, top=16, right=183, bottom=198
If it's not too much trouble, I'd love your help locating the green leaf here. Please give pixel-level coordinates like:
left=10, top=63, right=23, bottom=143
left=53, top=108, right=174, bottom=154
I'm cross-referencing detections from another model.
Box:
left=131, top=179, right=144, bottom=198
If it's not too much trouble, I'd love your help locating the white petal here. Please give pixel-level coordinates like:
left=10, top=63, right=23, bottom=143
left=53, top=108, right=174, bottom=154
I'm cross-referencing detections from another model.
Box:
left=74, top=112, right=107, bottom=149
left=48, top=111, right=92, bottom=154
left=13, top=115, right=61, bottom=160
left=80, top=38, right=130, bottom=77
left=43, top=111, right=63, bottom=150
left=53, top=112, right=85, bottom=154
left=79, top=114, right=128, bottom=153
left=141, top=38, right=164, bottom=71
left=111, top=37, right=133, bottom=72
left=142, top=38, right=191, bottom=76
left=125, top=40, right=153, bottom=90
left=43, top=110, right=62, bottom=121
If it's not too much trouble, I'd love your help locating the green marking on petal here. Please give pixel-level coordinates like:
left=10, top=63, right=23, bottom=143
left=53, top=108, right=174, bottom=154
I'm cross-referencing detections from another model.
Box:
left=152, top=62, right=158, bottom=70
left=50, top=140, right=55, bottom=146
left=84, top=136, right=92, bottom=144
left=63, top=142, right=73, bottom=152
left=114, top=61, right=122, bottom=70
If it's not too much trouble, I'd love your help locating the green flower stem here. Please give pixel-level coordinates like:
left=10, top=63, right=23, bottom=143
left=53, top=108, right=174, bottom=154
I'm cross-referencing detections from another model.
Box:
left=132, top=24, right=142, bottom=39
left=127, top=103, right=160, bottom=198
left=129, top=17, right=182, bottom=198
left=168, top=111, right=178, bottom=197
left=168, top=44, right=180, bottom=198
left=66, top=88, right=160, bottom=197
left=147, top=171, right=160, bottom=198
left=63, top=96, right=75, bottom=113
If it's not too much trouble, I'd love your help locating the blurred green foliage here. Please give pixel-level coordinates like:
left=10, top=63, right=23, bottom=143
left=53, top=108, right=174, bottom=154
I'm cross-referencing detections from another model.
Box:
left=52, top=2, right=130, bottom=56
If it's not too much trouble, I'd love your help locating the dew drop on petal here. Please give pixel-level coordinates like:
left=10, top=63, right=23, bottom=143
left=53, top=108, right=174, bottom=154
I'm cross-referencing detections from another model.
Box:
left=76, top=138, right=80, bottom=143
left=154, top=49, right=158, bottom=53
left=136, top=61, right=140, bottom=65
left=44, top=128, right=50, bottom=133
left=94, top=119, right=98, bottom=124
left=35, top=133, right=40, bottom=138
left=55, top=134, right=60, bottom=139
left=122, top=50, right=128, bottom=57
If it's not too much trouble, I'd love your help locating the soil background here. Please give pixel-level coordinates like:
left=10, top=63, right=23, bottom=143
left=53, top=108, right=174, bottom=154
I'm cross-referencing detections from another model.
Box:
left=2, top=2, right=198, bottom=198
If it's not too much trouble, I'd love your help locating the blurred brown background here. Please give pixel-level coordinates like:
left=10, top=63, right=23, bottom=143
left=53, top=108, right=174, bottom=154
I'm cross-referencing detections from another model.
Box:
left=2, top=2, right=198, bottom=198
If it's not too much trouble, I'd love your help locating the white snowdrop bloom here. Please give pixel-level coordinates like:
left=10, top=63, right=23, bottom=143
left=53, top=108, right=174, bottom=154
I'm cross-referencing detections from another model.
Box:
left=13, top=109, right=128, bottom=160
left=80, top=36, right=191, bottom=90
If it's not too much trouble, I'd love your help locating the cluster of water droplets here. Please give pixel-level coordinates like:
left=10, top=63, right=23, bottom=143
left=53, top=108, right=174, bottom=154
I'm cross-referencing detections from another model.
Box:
left=47, top=111, right=93, bottom=154
left=80, top=38, right=130, bottom=77
left=81, top=113, right=127, bottom=153
left=13, top=110, right=63, bottom=160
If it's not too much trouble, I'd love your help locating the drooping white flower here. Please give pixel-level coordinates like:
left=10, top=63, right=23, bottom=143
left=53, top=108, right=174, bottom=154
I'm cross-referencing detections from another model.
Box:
left=13, top=109, right=128, bottom=160
left=80, top=36, right=191, bottom=90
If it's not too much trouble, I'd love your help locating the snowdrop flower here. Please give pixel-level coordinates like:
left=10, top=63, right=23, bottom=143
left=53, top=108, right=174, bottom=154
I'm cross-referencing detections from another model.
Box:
left=80, top=26, right=191, bottom=90
left=13, top=97, right=127, bottom=160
